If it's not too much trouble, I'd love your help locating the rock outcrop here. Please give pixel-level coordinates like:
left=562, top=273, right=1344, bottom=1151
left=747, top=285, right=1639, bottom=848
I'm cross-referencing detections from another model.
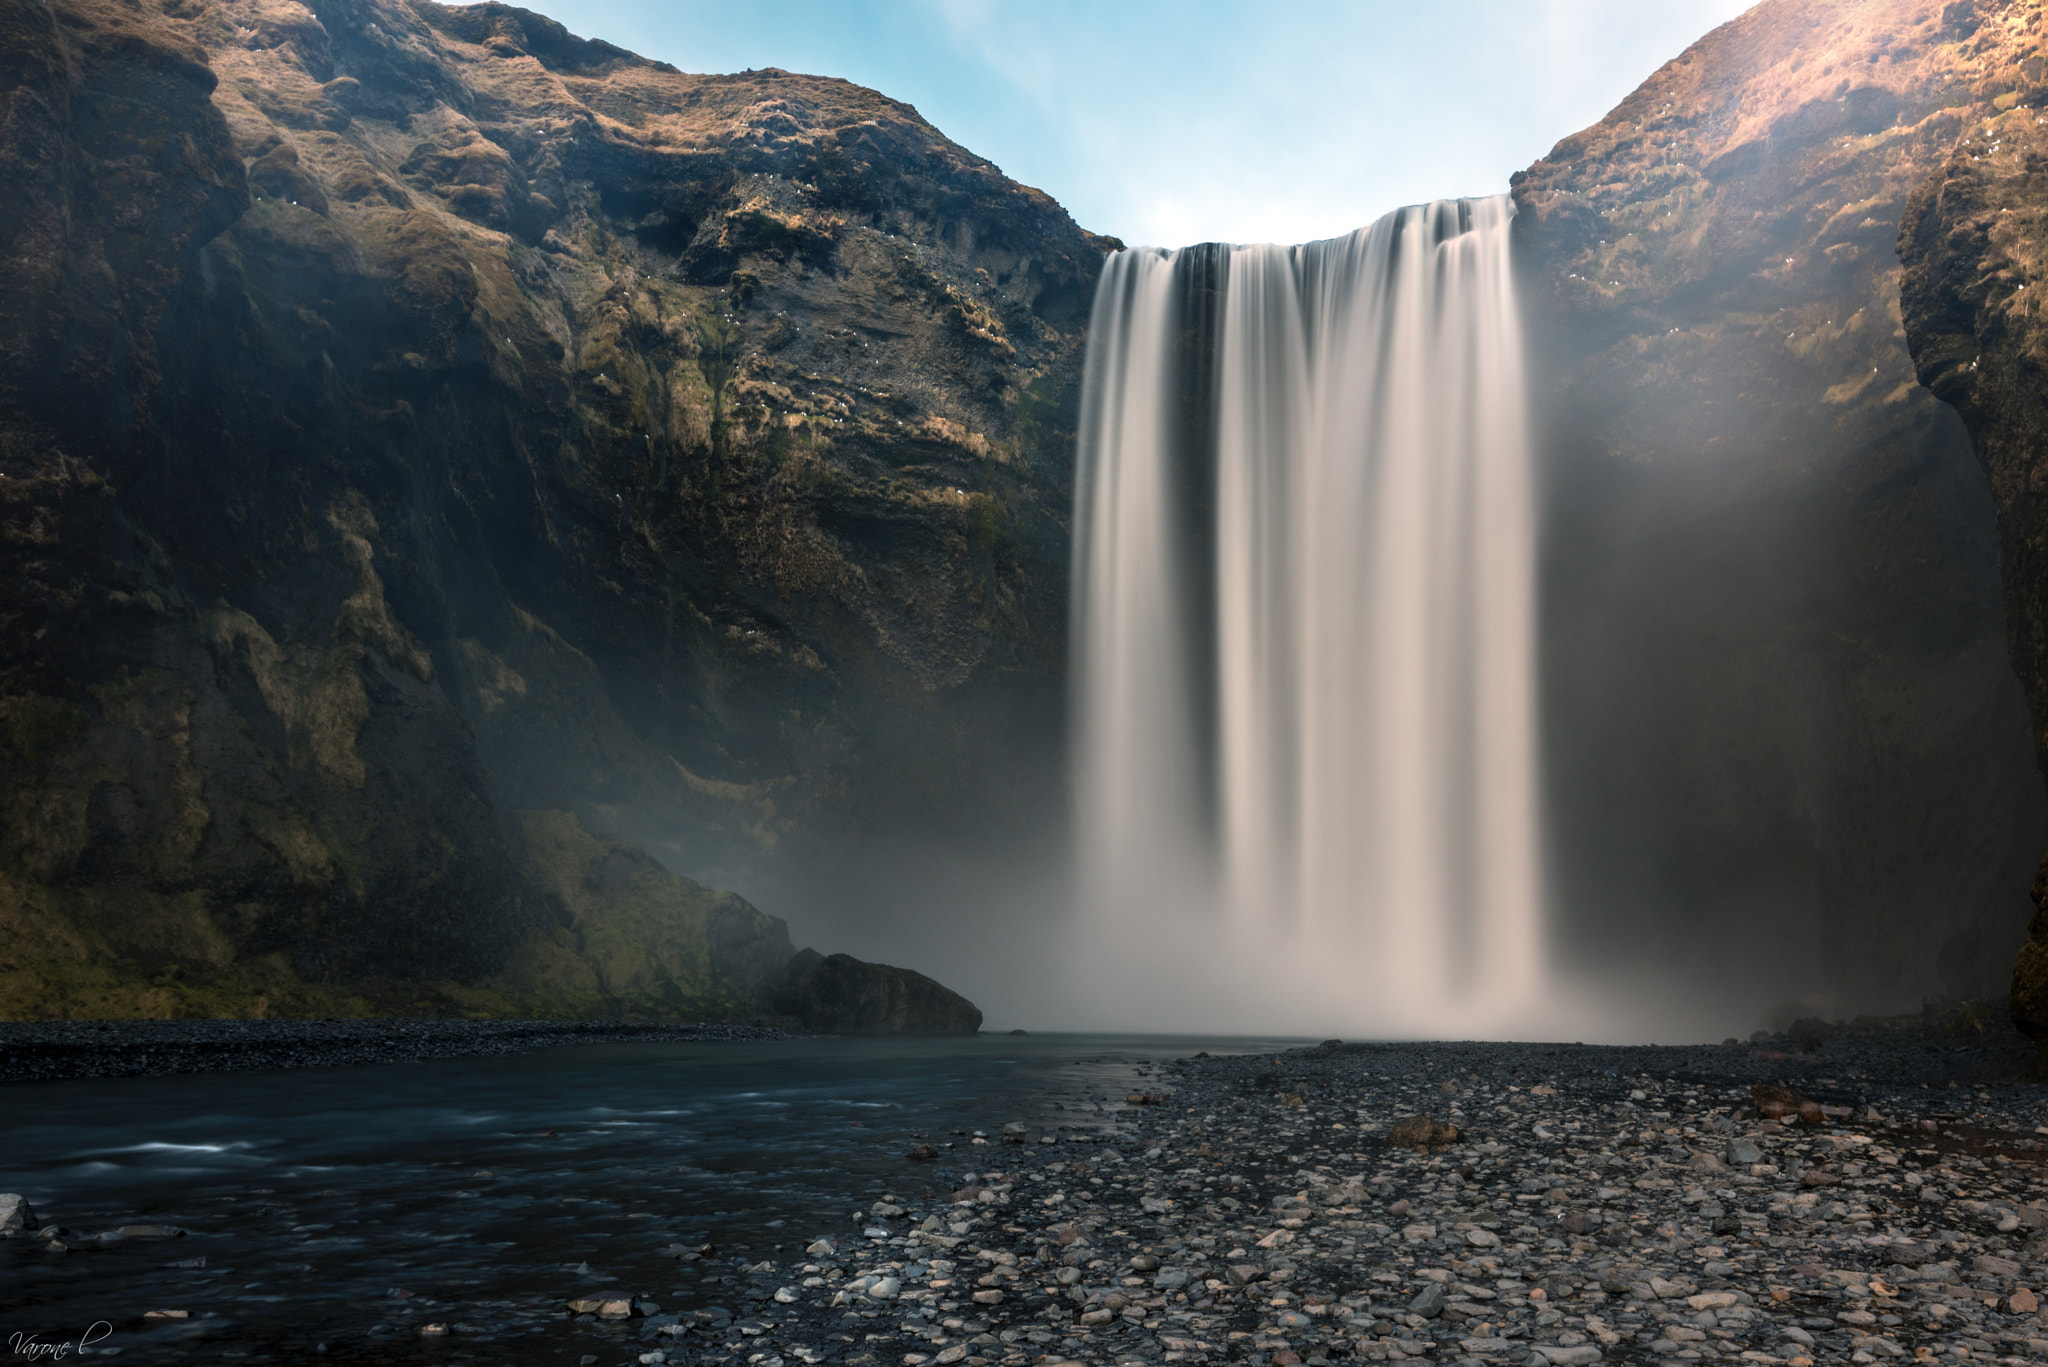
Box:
left=1514, top=0, right=2048, bottom=1013
left=0, top=0, right=1104, bottom=1015
left=1894, top=11, right=2048, bottom=1042
left=767, top=947, right=982, bottom=1034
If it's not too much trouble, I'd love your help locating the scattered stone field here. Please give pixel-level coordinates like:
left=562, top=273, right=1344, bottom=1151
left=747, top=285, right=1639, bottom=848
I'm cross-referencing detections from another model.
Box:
left=626, top=1028, right=2048, bottom=1367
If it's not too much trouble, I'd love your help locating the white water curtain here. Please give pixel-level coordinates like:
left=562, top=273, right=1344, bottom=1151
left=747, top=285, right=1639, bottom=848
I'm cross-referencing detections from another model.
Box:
left=1071, top=195, right=1543, bottom=1033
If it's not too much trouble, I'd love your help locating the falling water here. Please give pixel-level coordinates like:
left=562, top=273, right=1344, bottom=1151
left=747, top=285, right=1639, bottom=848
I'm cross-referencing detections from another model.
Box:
left=1071, top=195, right=1545, bottom=1034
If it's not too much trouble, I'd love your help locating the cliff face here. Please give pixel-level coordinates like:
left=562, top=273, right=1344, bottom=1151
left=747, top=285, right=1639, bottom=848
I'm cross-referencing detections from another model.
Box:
left=0, top=0, right=1104, bottom=1016
left=1895, top=15, right=2048, bottom=1038
left=1515, top=0, right=2048, bottom=1013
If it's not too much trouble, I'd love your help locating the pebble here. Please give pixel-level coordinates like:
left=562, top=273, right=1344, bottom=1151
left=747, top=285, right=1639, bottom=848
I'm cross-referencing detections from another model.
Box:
left=680, top=1026, right=2048, bottom=1367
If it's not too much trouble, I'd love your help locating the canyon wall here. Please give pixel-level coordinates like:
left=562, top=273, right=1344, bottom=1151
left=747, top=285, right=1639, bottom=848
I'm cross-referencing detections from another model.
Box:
left=0, top=0, right=1103, bottom=1016
left=1515, top=0, right=2048, bottom=1017
left=1896, top=6, right=2048, bottom=1040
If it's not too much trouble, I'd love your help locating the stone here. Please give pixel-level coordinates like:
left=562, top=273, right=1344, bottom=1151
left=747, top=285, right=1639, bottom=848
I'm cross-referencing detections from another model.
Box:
left=1726, top=1139, right=1763, bottom=1165
left=907, top=1144, right=938, bottom=1161
left=1385, top=1116, right=1461, bottom=1151
left=770, top=951, right=983, bottom=1034
left=1001, top=1123, right=1028, bottom=1143
left=0, top=1195, right=37, bottom=1232
left=2012, top=1289, right=2039, bottom=1314
left=1750, top=1083, right=1812, bottom=1122
left=970, top=1289, right=1001, bottom=1305
left=1534, top=1347, right=1604, bottom=1365
left=1464, top=1227, right=1501, bottom=1248
left=1410, top=1282, right=1447, bottom=1318
left=116, top=1224, right=182, bottom=1239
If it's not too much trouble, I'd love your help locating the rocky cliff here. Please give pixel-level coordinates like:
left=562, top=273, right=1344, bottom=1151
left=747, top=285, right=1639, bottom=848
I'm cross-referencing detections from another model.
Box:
left=0, top=0, right=1102, bottom=1018
left=1514, top=0, right=2048, bottom=1015
left=1894, top=5, right=2048, bottom=1040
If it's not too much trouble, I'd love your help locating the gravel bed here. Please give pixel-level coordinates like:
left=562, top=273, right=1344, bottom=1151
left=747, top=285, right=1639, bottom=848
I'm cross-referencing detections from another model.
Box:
left=0, top=1018, right=790, bottom=1083
left=612, top=1028, right=2048, bottom=1367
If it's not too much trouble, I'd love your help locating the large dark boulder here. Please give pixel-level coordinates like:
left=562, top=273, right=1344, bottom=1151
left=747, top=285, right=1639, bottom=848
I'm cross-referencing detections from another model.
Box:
left=0, top=0, right=1108, bottom=1016
left=769, top=948, right=982, bottom=1034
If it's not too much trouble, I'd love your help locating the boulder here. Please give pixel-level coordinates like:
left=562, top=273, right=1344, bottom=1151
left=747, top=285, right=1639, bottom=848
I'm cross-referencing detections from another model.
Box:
left=768, top=950, right=982, bottom=1034
left=0, top=1195, right=36, bottom=1232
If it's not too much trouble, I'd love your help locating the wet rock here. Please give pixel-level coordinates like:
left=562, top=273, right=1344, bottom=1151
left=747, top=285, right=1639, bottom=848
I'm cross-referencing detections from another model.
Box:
left=0, top=1195, right=36, bottom=1232
left=768, top=951, right=983, bottom=1034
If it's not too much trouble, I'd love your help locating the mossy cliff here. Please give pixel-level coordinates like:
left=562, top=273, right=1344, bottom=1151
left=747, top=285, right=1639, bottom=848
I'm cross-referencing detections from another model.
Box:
left=0, top=0, right=1101, bottom=1017
left=1515, top=0, right=2048, bottom=1012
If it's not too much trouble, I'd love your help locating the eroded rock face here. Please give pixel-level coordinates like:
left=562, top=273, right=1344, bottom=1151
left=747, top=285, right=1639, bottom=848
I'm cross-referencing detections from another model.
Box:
left=1895, top=33, right=2048, bottom=1040
left=1514, top=0, right=2048, bottom=1013
left=0, top=0, right=1106, bottom=1015
left=768, top=947, right=983, bottom=1034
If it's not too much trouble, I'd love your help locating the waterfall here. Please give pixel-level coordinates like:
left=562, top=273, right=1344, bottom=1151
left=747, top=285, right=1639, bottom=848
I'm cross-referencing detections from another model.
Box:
left=1070, top=195, right=1545, bottom=1034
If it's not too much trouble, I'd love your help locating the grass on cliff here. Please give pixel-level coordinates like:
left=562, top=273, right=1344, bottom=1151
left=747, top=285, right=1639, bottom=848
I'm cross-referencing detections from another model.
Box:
left=0, top=811, right=776, bottom=1022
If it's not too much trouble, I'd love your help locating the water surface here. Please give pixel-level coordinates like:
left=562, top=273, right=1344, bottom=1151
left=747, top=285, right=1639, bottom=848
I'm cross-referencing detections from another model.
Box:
left=2, top=1032, right=1293, bottom=1363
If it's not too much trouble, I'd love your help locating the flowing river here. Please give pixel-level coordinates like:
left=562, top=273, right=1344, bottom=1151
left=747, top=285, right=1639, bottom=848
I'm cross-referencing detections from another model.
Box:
left=0, top=1033, right=1294, bottom=1365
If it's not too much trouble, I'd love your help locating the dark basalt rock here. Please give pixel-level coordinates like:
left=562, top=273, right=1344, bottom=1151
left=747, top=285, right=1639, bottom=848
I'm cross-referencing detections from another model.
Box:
left=767, top=948, right=982, bottom=1034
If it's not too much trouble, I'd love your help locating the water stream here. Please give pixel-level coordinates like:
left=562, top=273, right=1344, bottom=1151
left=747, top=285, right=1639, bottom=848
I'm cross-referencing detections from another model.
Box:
left=0, top=1034, right=1289, bottom=1363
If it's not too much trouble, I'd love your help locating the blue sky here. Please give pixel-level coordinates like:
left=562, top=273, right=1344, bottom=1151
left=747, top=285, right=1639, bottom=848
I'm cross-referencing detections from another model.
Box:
left=531, top=0, right=1753, bottom=248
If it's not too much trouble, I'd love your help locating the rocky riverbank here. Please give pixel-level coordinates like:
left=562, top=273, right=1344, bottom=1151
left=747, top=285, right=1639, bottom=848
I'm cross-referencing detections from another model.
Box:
left=588, top=1029, right=2048, bottom=1367
left=0, top=1017, right=791, bottom=1084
